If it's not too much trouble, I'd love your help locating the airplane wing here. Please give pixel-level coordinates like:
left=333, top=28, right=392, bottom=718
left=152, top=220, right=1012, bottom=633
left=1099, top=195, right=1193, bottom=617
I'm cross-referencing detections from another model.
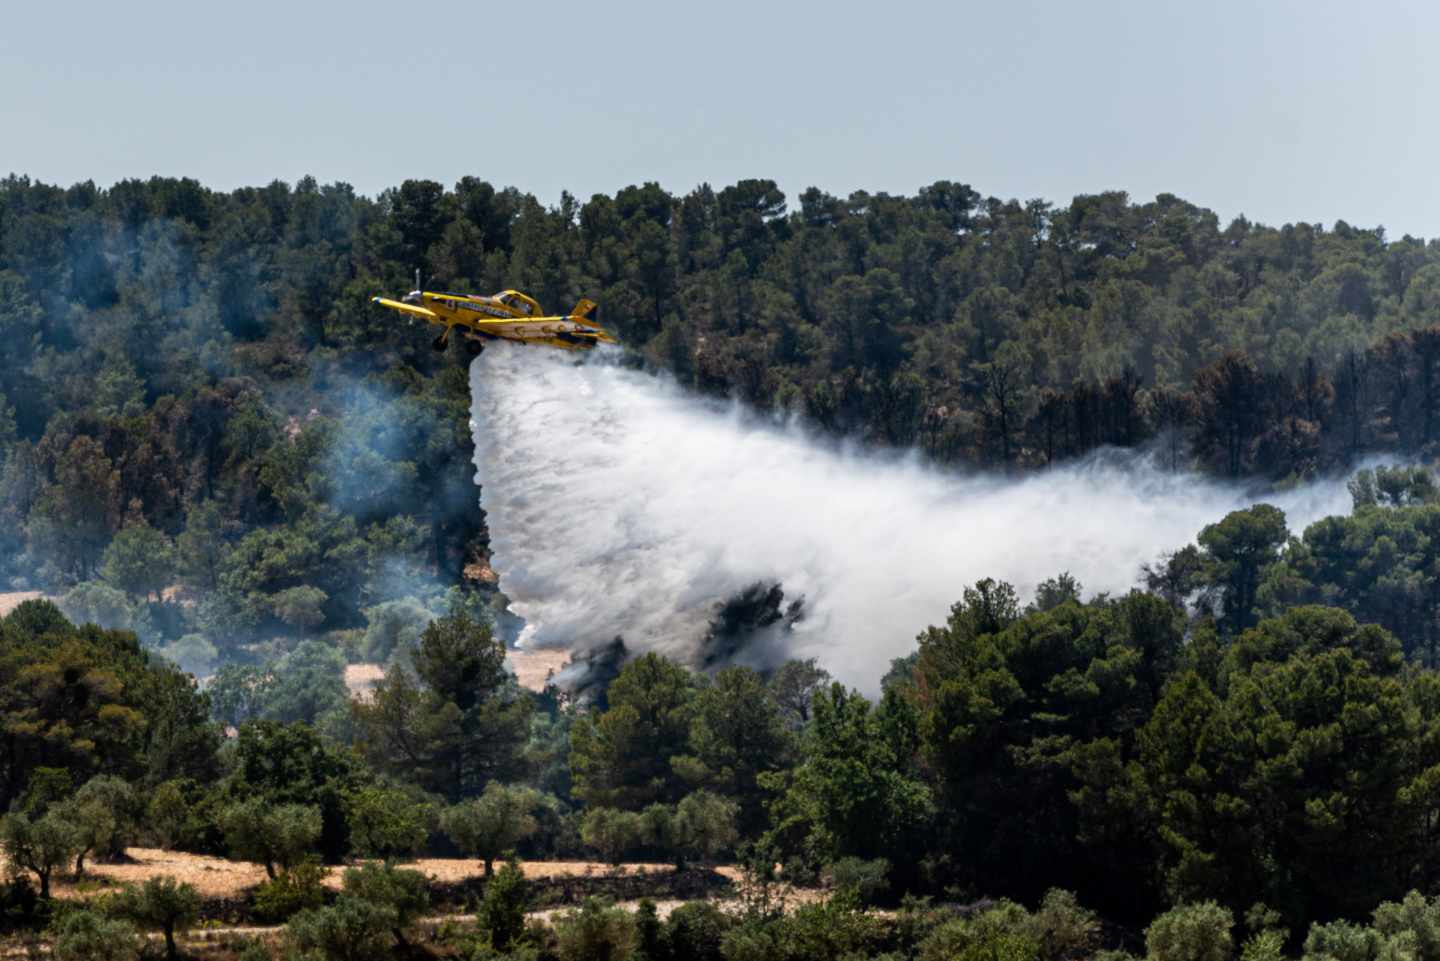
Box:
left=372, top=297, right=439, bottom=321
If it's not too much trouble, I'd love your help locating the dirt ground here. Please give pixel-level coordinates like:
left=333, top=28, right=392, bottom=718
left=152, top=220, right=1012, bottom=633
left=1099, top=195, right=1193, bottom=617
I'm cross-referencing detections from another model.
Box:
left=0, top=592, right=44, bottom=617
left=45, top=849, right=678, bottom=901
left=344, top=648, right=571, bottom=701
left=507, top=648, right=571, bottom=691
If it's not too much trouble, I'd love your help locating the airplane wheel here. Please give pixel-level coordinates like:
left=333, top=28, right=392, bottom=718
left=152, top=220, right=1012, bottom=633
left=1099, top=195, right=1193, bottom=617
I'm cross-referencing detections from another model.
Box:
left=431, top=335, right=448, bottom=353
left=466, top=340, right=484, bottom=356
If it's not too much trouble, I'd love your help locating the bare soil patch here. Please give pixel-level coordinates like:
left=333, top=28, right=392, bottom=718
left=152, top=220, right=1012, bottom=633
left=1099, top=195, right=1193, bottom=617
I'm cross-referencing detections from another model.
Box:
left=42, top=851, right=678, bottom=902
left=343, top=663, right=386, bottom=702
left=507, top=648, right=571, bottom=691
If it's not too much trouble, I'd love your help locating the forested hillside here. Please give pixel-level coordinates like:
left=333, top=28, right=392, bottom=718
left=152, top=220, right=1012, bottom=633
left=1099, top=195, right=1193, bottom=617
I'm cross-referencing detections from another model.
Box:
left=4, top=173, right=1440, bottom=646
left=6, top=174, right=1440, bottom=959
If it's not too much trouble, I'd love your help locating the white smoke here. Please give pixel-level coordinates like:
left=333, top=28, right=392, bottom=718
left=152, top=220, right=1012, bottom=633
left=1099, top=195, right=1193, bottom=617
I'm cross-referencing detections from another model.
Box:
left=470, top=344, right=1359, bottom=692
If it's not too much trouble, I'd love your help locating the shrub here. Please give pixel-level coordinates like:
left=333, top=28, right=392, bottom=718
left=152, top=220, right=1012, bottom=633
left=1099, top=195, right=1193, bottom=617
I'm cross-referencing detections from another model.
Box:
left=288, top=896, right=395, bottom=961
left=145, top=780, right=194, bottom=850
left=1302, top=919, right=1381, bottom=961
left=1029, top=888, right=1100, bottom=960
left=476, top=860, right=530, bottom=951
left=50, top=908, right=143, bottom=961
left=553, top=898, right=638, bottom=961
left=918, top=908, right=1041, bottom=961
left=1372, top=891, right=1440, bottom=958
left=827, top=857, right=890, bottom=907
left=673, top=791, right=739, bottom=865
left=665, top=900, right=732, bottom=961
left=1240, top=930, right=1286, bottom=961
left=252, top=860, right=327, bottom=923
left=1146, top=901, right=1235, bottom=961
left=340, top=862, right=430, bottom=946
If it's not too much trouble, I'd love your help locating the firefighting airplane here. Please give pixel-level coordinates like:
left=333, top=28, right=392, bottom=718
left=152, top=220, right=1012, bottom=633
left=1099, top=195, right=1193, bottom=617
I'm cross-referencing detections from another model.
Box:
left=371, top=274, right=616, bottom=354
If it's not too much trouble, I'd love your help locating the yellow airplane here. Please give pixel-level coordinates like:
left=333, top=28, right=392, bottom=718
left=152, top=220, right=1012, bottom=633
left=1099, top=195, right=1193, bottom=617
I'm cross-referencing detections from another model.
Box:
left=372, top=276, right=616, bottom=354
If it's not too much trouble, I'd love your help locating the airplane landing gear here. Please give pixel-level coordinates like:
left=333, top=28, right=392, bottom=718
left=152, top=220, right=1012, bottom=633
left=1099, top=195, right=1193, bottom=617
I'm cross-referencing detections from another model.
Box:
left=431, top=334, right=449, bottom=353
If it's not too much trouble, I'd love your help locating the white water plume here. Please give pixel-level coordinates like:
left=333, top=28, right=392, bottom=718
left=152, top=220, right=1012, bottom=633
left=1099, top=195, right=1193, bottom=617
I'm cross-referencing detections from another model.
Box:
left=470, top=344, right=1359, bottom=691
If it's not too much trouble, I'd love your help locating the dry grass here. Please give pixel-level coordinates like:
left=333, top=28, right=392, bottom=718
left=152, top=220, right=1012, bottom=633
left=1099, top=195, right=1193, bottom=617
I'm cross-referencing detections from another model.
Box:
left=39, top=850, right=678, bottom=901
left=342, top=663, right=386, bottom=702
left=507, top=648, right=570, bottom=691
left=0, top=592, right=44, bottom=617
left=50, top=849, right=269, bottom=900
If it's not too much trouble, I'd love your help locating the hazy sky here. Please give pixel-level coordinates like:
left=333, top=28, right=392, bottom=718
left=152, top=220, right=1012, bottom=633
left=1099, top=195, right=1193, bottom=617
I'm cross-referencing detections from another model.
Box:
left=5, top=0, right=1435, bottom=235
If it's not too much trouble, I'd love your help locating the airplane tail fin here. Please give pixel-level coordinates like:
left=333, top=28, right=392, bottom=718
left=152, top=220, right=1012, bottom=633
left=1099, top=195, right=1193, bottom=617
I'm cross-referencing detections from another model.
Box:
left=571, top=298, right=599, bottom=321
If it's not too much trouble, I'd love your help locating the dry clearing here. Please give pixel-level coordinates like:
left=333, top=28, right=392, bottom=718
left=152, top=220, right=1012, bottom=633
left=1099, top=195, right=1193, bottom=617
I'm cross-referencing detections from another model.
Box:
left=46, top=849, right=679, bottom=901
left=345, top=648, right=571, bottom=701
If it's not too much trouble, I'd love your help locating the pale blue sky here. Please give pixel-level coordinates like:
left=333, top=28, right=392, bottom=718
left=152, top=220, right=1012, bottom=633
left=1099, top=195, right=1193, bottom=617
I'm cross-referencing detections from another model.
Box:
left=5, top=0, right=1435, bottom=235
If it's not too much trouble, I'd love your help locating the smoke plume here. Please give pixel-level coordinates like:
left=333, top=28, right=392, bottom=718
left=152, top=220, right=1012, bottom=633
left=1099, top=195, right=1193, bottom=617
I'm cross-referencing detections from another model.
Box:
left=470, top=345, right=1359, bottom=691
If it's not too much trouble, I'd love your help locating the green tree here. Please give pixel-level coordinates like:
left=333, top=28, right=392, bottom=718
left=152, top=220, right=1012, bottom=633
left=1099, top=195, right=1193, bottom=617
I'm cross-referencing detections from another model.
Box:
left=476, top=859, right=530, bottom=951
left=99, top=523, right=175, bottom=601
left=354, top=610, right=531, bottom=800
left=580, top=807, right=644, bottom=865
left=220, top=799, right=322, bottom=879
left=1, top=809, right=79, bottom=898
left=569, top=652, right=695, bottom=809
left=1197, top=504, right=1289, bottom=633
left=113, top=876, right=201, bottom=961
left=440, top=782, right=547, bottom=877
left=674, top=666, right=791, bottom=832
left=345, top=785, right=432, bottom=860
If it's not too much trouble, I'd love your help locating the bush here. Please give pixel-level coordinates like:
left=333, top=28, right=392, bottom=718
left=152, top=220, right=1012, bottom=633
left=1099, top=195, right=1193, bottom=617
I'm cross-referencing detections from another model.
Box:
left=252, top=860, right=327, bottom=923
left=476, top=860, right=530, bottom=952
left=553, top=898, right=638, bottom=961
left=1302, top=919, right=1381, bottom=961
left=1030, top=888, right=1100, bottom=960
left=1372, top=891, right=1440, bottom=958
left=1240, top=930, right=1286, bottom=961
left=50, top=908, right=143, bottom=961
left=918, top=906, right=1041, bottom=961
left=340, top=861, right=430, bottom=943
left=665, top=900, right=732, bottom=961
left=827, top=857, right=890, bottom=906
left=1146, top=901, right=1235, bottom=961
left=288, top=896, right=396, bottom=961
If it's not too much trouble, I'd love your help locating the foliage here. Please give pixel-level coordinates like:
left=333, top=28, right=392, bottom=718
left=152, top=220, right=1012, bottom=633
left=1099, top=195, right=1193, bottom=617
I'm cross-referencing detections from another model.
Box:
left=440, top=782, right=547, bottom=876
left=551, top=897, right=638, bottom=961
left=49, top=908, right=143, bottom=961
left=1145, top=901, right=1235, bottom=961
left=475, top=859, right=530, bottom=952
left=1, top=810, right=79, bottom=899
left=111, top=875, right=200, bottom=961
left=252, top=859, right=327, bottom=923
left=344, top=784, right=432, bottom=860
left=219, top=798, right=322, bottom=878
left=579, top=807, right=644, bottom=866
